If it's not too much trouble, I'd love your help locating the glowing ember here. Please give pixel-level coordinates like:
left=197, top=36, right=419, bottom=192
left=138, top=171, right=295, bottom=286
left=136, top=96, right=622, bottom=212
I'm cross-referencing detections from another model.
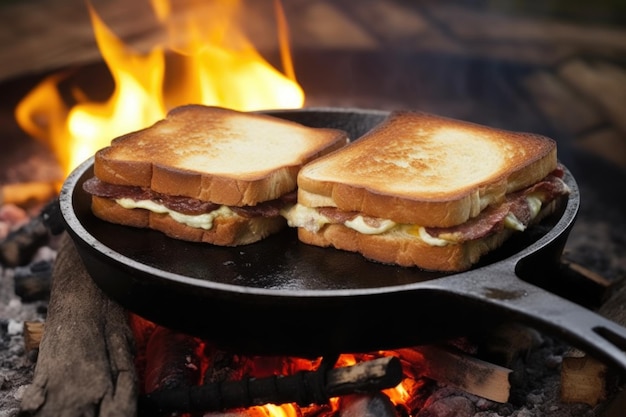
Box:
left=14, top=0, right=304, bottom=178
left=131, top=316, right=421, bottom=416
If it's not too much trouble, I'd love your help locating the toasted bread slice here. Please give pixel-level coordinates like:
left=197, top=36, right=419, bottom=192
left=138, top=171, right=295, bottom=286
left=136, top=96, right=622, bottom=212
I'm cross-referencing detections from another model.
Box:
left=94, top=105, right=349, bottom=206
left=298, top=110, right=557, bottom=228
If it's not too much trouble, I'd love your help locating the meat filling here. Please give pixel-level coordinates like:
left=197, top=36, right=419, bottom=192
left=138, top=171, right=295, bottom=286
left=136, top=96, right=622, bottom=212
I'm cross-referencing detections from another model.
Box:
left=82, top=177, right=296, bottom=218
left=305, top=169, right=570, bottom=243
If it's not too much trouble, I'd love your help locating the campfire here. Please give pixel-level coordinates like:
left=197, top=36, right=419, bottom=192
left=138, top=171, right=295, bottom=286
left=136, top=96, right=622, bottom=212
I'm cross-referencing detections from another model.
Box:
left=128, top=312, right=515, bottom=416
left=14, top=0, right=303, bottom=179
left=7, top=2, right=453, bottom=415
left=2, top=1, right=626, bottom=417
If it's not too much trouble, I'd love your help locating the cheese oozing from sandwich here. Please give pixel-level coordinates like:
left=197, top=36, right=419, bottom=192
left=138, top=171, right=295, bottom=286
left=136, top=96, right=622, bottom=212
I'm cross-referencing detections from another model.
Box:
left=282, top=193, right=548, bottom=247
left=113, top=177, right=553, bottom=243
left=117, top=198, right=237, bottom=230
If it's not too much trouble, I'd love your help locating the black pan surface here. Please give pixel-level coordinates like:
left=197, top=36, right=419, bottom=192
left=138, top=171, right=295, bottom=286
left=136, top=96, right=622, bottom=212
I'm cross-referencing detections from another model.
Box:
left=60, top=108, right=626, bottom=373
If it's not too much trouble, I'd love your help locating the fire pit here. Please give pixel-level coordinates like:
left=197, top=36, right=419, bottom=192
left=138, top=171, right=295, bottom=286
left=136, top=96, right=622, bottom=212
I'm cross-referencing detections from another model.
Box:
left=4, top=106, right=626, bottom=417
left=2, top=1, right=626, bottom=417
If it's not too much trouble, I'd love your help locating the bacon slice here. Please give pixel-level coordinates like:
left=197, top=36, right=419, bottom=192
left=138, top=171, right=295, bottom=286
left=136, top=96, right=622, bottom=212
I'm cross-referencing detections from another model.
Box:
left=424, top=174, right=570, bottom=242
left=82, top=177, right=295, bottom=218
left=308, top=171, right=570, bottom=243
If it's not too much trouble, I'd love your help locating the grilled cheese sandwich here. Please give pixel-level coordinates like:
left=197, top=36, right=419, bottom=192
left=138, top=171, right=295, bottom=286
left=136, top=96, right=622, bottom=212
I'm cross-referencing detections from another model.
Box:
left=291, top=110, right=570, bottom=271
left=83, top=105, right=349, bottom=246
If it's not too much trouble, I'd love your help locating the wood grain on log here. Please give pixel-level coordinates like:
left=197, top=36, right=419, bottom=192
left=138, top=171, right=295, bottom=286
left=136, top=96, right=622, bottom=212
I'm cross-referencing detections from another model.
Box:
left=396, top=346, right=512, bottom=403
left=19, top=232, right=138, bottom=417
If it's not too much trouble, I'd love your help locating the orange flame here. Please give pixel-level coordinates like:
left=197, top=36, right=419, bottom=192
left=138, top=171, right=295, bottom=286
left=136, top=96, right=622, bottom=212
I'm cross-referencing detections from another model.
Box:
left=235, top=352, right=413, bottom=416
left=15, top=0, right=304, bottom=178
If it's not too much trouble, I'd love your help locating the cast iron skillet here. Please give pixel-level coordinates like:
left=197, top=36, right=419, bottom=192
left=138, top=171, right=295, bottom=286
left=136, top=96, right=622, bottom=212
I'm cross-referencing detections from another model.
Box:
left=60, top=108, right=626, bottom=374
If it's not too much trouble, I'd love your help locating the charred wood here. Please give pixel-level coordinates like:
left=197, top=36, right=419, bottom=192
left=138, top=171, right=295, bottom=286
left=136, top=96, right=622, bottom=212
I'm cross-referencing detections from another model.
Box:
left=139, top=355, right=403, bottom=415
left=13, top=260, right=52, bottom=301
left=203, top=346, right=242, bottom=385
left=0, top=215, right=49, bottom=266
left=556, top=258, right=613, bottom=309
left=144, top=326, right=204, bottom=393
left=18, top=233, right=138, bottom=417
left=38, top=198, right=65, bottom=235
left=478, top=322, right=543, bottom=368
left=0, top=199, right=63, bottom=267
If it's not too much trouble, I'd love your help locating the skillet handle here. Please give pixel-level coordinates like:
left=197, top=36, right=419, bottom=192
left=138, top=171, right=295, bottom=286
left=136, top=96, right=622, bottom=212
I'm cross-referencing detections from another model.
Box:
left=432, top=263, right=626, bottom=376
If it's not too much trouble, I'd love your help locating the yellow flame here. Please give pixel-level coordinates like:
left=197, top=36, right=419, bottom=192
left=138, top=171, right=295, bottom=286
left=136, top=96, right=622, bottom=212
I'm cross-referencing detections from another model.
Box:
left=14, top=72, right=71, bottom=177
left=68, top=4, right=167, bottom=172
left=260, top=403, right=298, bottom=417
left=15, top=0, right=304, bottom=178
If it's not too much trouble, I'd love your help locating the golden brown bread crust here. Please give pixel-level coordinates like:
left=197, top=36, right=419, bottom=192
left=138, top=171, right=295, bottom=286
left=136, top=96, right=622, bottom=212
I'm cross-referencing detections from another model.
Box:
left=91, top=196, right=286, bottom=246
left=297, top=110, right=557, bottom=228
left=297, top=225, right=511, bottom=272
left=94, top=105, right=349, bottom=206
left=297, top=199, right=561, bottom=272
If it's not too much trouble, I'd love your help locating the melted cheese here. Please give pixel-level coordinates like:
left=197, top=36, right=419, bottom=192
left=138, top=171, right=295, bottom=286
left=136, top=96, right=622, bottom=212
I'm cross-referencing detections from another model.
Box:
left=116, top=198, right=236, bottom=230
left=416, top=226, right=450, bottom=247
left=282, top=204, right=405, bottom=237
left=345, top=216, right=396, bottom=234
left=527, top=195, right=542, bottom=218
left=119, top=192, right=546, bottom=243
left=282, top=194, right=546, bottom=247
left=504, top=213, right=526, bottom=231
left=503, top=196, right=543, bottom=232
left=280, top=204, right=329, bottom=232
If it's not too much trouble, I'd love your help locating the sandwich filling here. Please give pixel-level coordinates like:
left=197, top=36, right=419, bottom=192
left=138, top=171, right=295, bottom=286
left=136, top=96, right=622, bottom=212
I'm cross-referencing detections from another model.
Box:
left=82, top=177, right=295, bottom=230
left=83, top=168, right=569, bottom=243
left=282, top=169, right=570, bottom=246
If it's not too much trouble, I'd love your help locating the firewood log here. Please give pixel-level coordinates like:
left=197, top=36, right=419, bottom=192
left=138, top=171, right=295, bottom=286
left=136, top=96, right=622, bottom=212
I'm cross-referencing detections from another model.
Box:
left=395, top=346, right=511, bottom=403
left=19, top=232, right=138, bottom=417
left=143, top=326, right=204, bottom=393
left=139, top=355, right=403, bottom=414
left=560, top=275, right=626, bottom=408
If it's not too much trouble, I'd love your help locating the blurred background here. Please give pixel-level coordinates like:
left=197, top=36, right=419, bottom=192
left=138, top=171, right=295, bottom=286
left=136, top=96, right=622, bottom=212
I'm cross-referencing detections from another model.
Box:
left=2, top=0, right=625, bottom=168
left=1, top=0, right=625, bottom=272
